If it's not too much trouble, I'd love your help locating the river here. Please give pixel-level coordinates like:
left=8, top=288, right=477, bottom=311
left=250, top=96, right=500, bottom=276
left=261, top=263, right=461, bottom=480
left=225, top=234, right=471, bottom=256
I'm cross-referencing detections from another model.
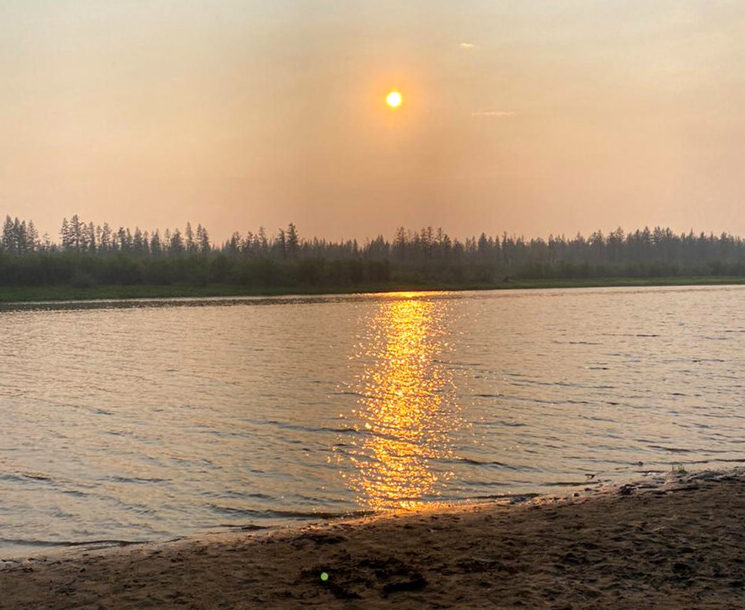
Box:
left=1, top=286, right=743, bottom=556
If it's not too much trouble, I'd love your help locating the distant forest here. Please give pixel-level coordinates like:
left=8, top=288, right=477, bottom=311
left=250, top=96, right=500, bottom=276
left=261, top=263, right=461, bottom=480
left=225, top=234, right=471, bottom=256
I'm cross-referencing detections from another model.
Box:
left=2, top=214, right=745, bottom=289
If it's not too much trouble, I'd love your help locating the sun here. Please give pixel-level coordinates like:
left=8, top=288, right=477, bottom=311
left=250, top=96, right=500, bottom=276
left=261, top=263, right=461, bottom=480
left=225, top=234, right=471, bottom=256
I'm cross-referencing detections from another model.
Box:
left=386, top=91, right=402, bottom=108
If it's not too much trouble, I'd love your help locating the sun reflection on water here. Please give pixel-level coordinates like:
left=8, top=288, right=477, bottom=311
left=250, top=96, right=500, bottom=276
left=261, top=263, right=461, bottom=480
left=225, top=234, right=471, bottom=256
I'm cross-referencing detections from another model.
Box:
left=342, top=296, right=462, bottom=510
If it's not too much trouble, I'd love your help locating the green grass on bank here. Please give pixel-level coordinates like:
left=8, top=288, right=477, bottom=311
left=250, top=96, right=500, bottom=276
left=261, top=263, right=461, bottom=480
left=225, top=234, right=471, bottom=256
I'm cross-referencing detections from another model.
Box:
left=1, top=275, right=744, bottom=303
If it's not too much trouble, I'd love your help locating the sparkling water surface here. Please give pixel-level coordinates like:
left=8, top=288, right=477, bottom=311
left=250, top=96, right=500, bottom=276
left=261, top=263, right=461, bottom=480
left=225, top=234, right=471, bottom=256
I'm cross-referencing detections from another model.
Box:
left=1, top=286, right=744, bottom=556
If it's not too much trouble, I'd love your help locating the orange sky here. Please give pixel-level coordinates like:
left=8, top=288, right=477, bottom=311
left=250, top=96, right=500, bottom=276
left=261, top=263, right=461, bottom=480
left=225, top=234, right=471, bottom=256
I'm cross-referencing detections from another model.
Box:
left=1, top=1, right=744, bottom=242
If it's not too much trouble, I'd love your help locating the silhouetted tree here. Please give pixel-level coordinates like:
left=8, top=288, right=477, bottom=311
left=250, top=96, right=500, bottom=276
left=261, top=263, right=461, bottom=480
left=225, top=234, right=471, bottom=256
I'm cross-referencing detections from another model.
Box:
left=3, top=215, right=745, bottom=289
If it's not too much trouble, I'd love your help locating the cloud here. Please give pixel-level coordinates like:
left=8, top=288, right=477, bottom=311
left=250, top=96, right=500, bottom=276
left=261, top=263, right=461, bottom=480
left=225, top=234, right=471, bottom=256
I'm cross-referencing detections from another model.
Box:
left=459, top=42, right=475, bottom=49
left=471, top=110, right=517, bottom=118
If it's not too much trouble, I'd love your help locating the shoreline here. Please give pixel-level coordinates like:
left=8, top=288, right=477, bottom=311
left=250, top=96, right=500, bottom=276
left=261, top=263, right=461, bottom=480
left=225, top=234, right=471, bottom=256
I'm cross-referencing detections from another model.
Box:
left=0, top=466, right=705, bottom=562
left=2, top=468, right=744, bottom=608
left=0, top=275, right=744, bottom=303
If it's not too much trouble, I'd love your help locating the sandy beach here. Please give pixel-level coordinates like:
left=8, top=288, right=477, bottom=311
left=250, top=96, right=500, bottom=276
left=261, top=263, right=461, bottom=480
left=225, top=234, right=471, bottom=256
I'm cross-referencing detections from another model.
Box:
left=2, top=470, right=745, bottom=609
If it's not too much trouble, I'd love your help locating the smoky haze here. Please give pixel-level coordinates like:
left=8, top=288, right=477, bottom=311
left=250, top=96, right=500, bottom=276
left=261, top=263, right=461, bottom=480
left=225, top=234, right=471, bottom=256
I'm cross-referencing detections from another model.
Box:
left=1, top=0, right=744, bottom=242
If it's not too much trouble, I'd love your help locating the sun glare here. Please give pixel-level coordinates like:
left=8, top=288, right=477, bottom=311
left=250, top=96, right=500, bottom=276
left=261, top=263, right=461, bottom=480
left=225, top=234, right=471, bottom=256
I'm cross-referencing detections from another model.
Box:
left=343, top=298, right=461, bottom=510
left=386, top=91, right=402, bottom=108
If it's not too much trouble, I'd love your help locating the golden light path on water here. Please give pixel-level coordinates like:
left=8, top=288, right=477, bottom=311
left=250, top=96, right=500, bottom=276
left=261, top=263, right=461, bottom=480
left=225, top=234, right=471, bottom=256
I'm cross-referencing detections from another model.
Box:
left=343, top=294, right=463, bottom=510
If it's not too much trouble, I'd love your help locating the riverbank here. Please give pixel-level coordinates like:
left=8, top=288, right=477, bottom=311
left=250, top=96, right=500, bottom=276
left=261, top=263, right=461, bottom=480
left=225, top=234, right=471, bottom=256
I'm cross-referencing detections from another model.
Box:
left=1, top=469, right=744, bottom=608
left=1, top=275, right=744, bottom=302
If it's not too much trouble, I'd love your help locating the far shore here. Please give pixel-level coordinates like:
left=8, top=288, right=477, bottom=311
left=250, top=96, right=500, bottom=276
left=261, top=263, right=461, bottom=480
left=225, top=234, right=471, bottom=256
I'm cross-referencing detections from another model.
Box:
left=1, top=275, right=745, bottom=303
left=2, top=469, right=745, bottom=608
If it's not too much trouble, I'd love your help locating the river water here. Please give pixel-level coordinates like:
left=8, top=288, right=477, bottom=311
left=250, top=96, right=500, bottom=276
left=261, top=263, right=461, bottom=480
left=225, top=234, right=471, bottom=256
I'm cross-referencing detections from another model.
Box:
left=1, top=286, right=744, bottom=556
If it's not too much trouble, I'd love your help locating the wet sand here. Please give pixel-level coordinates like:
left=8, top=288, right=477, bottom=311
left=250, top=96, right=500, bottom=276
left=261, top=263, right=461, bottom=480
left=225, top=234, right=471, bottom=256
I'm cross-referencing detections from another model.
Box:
left=2, top=470, right=745, bottom=609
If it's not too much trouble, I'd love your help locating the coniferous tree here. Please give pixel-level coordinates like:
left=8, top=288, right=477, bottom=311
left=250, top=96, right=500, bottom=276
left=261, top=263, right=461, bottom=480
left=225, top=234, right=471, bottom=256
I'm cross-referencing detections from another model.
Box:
left=117, top=227, right=128, bottom=252
left=86, top=222, right=96, bottom=253
left=169, top=228, right=184, bottom=254
left=100, top=223, right=112, bottom=252
left=286, top=223, right=299, bottom=259
left=60, top=218, right=71, bottom=251
left=196, top=224, right=210, bottom=253
left=26, top=220, right=40, bottom=252
left=150, top=230, right=162, bottom=256
left=185, top=222, right=195, bottom=253
left=257, top=227, right=268, bottom=253
left=133, top=227, right=144, bottom=254
left=2, top=216, right=14, bottom=252
left=69, top=215, right=82, bottom=251
left=4, top=214, right=745, bottom=289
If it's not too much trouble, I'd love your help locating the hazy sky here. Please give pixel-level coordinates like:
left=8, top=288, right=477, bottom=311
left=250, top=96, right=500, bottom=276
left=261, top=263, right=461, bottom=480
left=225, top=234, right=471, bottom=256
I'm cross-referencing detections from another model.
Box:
left=2, top=1, right=744, bottom=242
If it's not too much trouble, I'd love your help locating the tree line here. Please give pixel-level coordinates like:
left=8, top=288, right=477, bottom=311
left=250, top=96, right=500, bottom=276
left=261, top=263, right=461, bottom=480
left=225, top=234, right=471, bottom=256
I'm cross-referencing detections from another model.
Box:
left=2, top=214, right=745, bottom=288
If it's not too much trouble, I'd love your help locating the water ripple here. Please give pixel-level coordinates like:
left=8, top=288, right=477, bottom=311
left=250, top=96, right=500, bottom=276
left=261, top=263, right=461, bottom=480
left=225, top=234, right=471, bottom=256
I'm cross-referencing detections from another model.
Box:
left=1, top=286, right=744, bottom=556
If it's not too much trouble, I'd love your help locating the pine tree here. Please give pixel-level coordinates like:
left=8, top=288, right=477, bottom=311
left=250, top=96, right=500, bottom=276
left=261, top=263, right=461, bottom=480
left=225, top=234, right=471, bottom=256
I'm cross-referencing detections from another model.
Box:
left=23, top=220, right=37, bottom=252
left=257, top=227, right=268, bottom=252
left=185, top=222, right=195, bottom=253
left=60, top=218, right=71, bottom=251
left=276, top=228, right=287, bottom=259
left=133, top=227, right=144, bottom=253
left=117, top=227, right=128, bottom=251
left=169, top=228, right=184, bottom=254
left=87, top=222, right=96, bottom=253
left=286, top=223, right=299, bottom=258
left=150, top=230, right=162, bottom=256
left=2, top=216, right=14, bottom=252
left=69, top=214, right=82, bottom=251
left=196, top=224, right=210, bottom=253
